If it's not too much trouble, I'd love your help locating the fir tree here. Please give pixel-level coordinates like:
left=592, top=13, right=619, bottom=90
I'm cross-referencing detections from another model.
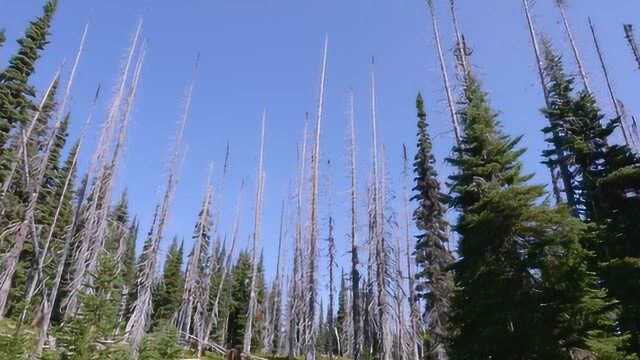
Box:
left=152, top=238, right=184, bottom=325
left=227, top=251, right=252, bottom=348
left=411, top=93, right=454, bottom=360
left=542, top=44, right=640, bottom=356
left=336, top=271, right=348, bottom=357
left=56, top=254, right=128, bottom=359
left=0, top=0, right=58, bottom=178
left=139, top=321, right=184, bottom=360
left=448, top=73, right=630, bottom=359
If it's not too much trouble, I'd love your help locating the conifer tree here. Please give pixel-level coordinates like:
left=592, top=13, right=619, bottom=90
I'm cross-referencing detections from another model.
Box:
left=56, top=254, right=128, bottom=359
left=153, top=238, right=184, bottom=325
left=542, top=44, right=640, bottom=356
left=411, top=93, right=454, bottom=360
left=447, top=73, right=631, bottom=359
left=0, top=0, right=57, bottom=175
left=336, top=271, right=348, bottom=357
left=139, top=321, right=184, bottom=360
left=227, top=251, right=252, bottom=348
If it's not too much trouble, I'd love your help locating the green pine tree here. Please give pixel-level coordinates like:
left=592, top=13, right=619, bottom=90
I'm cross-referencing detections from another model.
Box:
left=139, top=320, right=184, bottom=360
left=0, top=0, right=58, bottom=179
left=447, top=73, right=630, bottom=359
left=152, top=237, right=184, bottom=325
left=411, top=93, right=454, bottom=359
left=542, top=43, right=640, bottom=356
left=56, top=254, right=129, bottom=359
left=226, top=251, right=252, bottom=348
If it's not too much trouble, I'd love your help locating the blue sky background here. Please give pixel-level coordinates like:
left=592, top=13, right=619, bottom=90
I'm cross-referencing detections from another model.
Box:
left=0, top=0, right=638, bottom=292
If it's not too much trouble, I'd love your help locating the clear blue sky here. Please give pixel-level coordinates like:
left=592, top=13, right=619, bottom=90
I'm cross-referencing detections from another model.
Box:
left=0, top=0, right=638, bottom=289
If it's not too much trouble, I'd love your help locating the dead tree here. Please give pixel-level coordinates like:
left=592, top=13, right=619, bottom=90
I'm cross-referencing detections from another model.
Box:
left=327, top=215, right=336, bottom=360
left=177, top=171, right=213, bottom=340
left=402, top=145, right=421, bottom=360
left=555, top=0, right=592, bottom=92
left=370, top=59, right=391, bottom=360
left=347, top=90, right=362, bottom=360
left=448, top=0, right=470, bottom=78
left=64, top=21, right=143, bottom=316
left=425, top=0, right=461, bottom=145
left=125, top=57, right=194, bottom=356
left=0, top=21, right=95, bottom=318
left=289, top=119, right=309, bottom=360
left=522, top=0, right=575, bottom=209
left=0, top=68, right=60, bottom=199
left=624, top=24, right=640, bottom=70
left=265, top=199, right=286, bottom=354
left=589, top=17, right=634, bottom=148
left=243, top=111, right=267, bottom=354
left=305, top=36, right=328, bottom=360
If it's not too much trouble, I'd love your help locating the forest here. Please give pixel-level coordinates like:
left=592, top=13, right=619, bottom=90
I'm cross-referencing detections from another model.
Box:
left=0, top=0, right=639, bottom=359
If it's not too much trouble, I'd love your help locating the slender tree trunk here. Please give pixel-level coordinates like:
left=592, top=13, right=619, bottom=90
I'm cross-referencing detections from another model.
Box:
left=65, top=21, right=143, bottom=316
left=588, top=17, right=633, bottom=147
left=244, top=111, right=267, bottom=354
left=305, top=36, right=328, bottom=360
left=555, top=1, right=592, bottom=93
left=522, top=0, right=576, bottom=211
left=426, top=0, right=461, bottom=146
left=401, top=145, right=421, bottom=360
left=347, top=90, right=362, bottom=360
left=448, top=0, right=470, bottom=78
left=125, top=54, right=193, bottom=357
left=624, top=24, right=640, bottom=70
left=290, top=119, right=309, bottom=360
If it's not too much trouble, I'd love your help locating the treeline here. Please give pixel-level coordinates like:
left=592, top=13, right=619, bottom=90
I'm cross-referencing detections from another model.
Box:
left=0, top=1, right=639, bottom=360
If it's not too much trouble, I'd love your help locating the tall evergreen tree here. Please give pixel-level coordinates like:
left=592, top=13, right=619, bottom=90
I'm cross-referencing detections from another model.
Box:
left=447, top=73, right=630, bottom=359
left=0, top=0, right=58, bottom=177
left=542, top=44, right=640, bottom=356
left=411, top=93, right=454, bottom=360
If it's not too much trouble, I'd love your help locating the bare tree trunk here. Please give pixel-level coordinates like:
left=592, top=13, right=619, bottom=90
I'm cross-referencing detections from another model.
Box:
left=0, top=68, right=60, bottom=200
left=210, top=179, right=243, bottom=337
left=588, top=17, right=633, bottom=147
left=347, top=90, right=362, bottom=360
left=177, top=172, right=213, bottom=338
left=402, top=145, right=421, bottom=360
left=522, top=0, right=576, bottom=211
left=370, top=59, right=391, bottom=360
left=125, top=56, right=193, bottom=357
left=555, top=0, right=592, bottom=93
left=327, top=216, right=336, bottom=360
left=425, top=0, right=461, bottom=146
left=448, top=0, right=470, bottom=78
left=65, top=21, right=143, bottom=316
left=305, top=36, right=328, bottom=360
left=624, top=24, right=640, bottom=70
left=244, top=111, right=267, bottom=354
left=0, top=22, right=94, bottom=317
left=290, top=119, right=309, bottom=360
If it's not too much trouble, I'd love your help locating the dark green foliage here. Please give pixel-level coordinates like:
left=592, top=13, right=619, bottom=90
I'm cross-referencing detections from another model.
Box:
left=226, top=251, right=252, bottom=348
left=56, top=254, right=127, bottom=359
left=447, top=74, right=630, bottom=359
left=0, top=0, right=58, bottom=178
left=335, top=271, right=348, bottom=356
left=542, top=44, right=640, bottom=356
left=139, top=321, right=184, bottom=360
left=152, top=238, right=184, bottom=325
left=411, top=93, right=454, bottom=358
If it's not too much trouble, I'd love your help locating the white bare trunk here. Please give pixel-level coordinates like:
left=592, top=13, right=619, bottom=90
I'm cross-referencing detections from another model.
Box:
left=244, top=111, right=267, bottom=354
